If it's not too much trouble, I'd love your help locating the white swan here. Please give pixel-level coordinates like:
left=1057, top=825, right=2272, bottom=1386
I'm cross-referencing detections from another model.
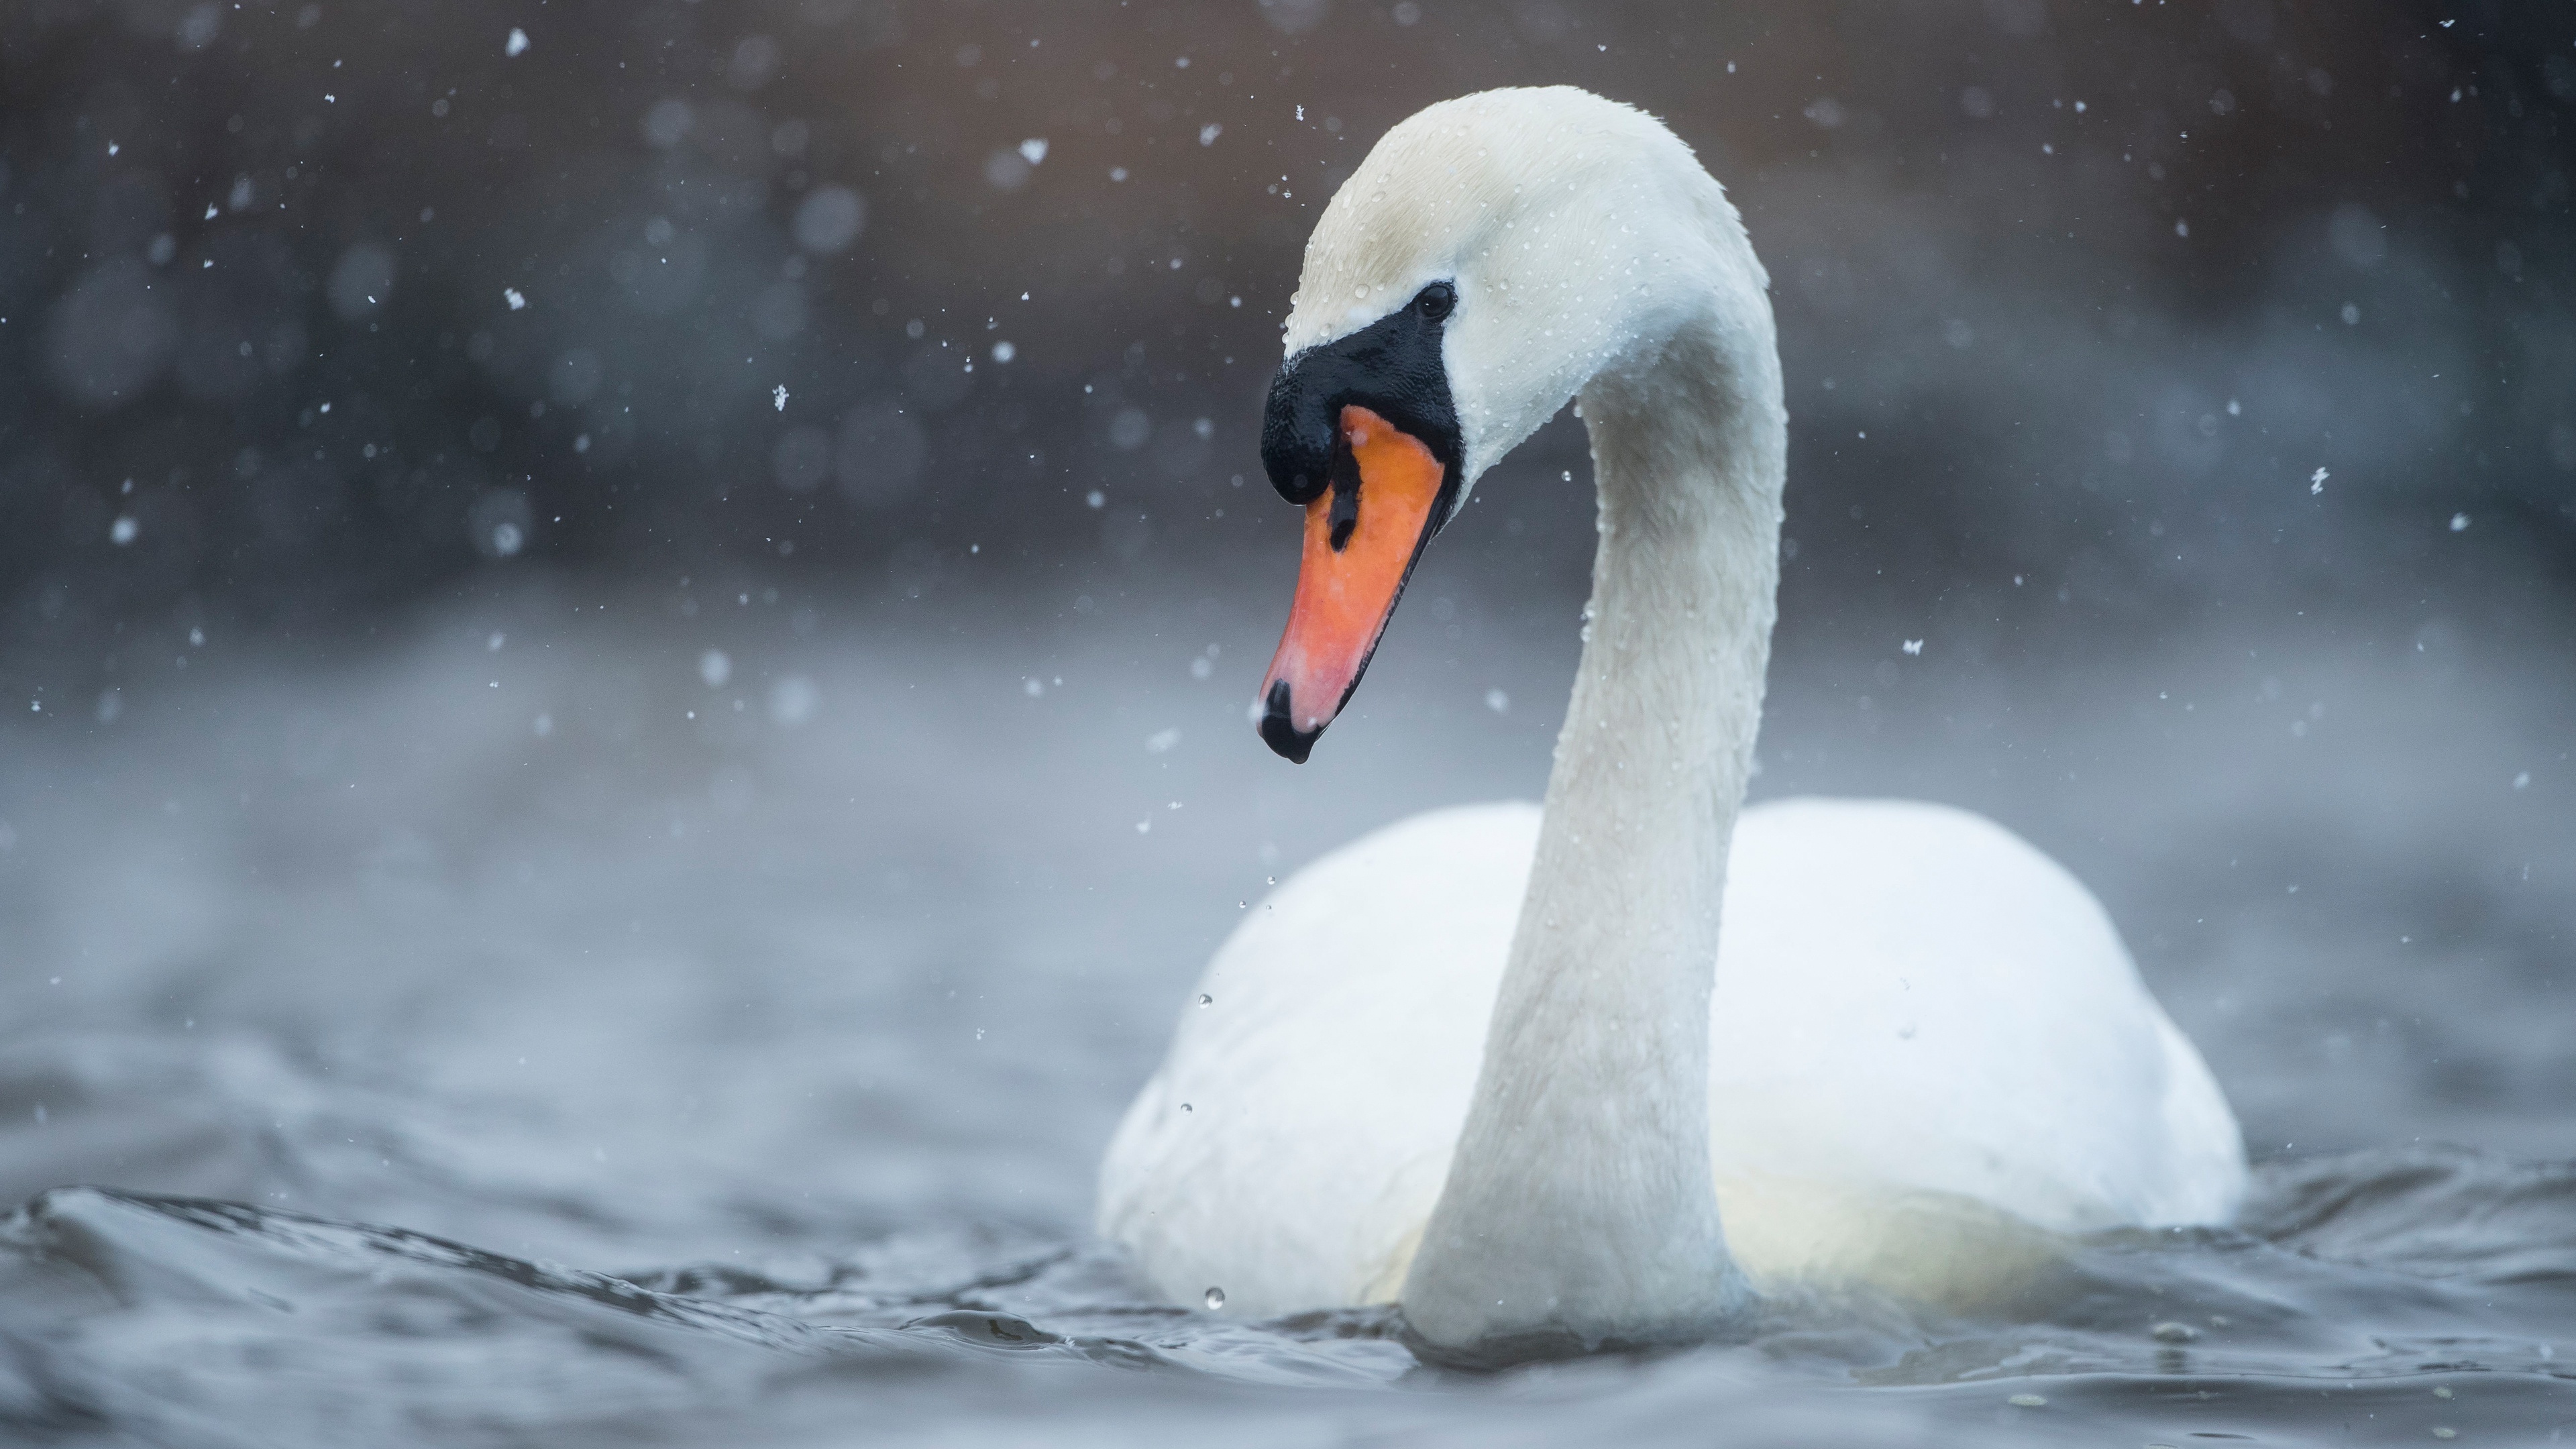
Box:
left=1097, top=87, right=2244, bottom=1355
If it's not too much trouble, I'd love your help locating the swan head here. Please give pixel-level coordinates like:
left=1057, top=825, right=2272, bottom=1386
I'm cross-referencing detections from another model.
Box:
left=1252, top=87, right=1765, bottom=762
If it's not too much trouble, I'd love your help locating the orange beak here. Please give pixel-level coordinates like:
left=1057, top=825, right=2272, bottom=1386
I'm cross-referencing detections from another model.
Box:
left=1254, top=404, right=1448, bottom=762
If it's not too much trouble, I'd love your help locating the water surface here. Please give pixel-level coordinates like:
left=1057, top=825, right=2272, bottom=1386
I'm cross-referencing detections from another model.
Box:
left=1, top=583, right=2570, bottom=1444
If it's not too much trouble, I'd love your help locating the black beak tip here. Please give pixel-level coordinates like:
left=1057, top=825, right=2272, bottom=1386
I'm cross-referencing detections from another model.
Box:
left=1256, top=679, right=1321, bottom=764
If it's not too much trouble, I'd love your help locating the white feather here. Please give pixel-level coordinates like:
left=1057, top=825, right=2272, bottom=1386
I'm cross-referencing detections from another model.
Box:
left=1099, top=86, right=2244, bottom=1350
left=1100, top=800, right=2243, bottom=1318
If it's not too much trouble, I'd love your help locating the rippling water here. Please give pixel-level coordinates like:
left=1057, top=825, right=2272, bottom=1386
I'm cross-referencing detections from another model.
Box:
left=6, top=1148, right=2575, bottom=1446
left=1, top=580, right=2570, bottom=1444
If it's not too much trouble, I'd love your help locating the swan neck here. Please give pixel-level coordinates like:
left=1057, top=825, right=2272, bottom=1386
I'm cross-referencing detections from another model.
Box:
left=1401, top=317, right=1786, bottom=1351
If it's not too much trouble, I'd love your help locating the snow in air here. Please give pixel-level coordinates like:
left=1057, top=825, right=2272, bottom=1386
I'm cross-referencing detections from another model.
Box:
left=504, top=287, right=527, bottom=311
left=768, top=676, right=819, bottom=727
left=773, top=384, right=789, bottom=412
left=505, top=28, right=529, bottom=57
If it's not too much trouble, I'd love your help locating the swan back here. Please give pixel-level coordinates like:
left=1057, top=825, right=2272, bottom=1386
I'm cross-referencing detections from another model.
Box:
left=1097, top=805, right=1536, bottom=1313
left=1098, top=800, right=2246, bottom=1318
left=1707, top=798, right=2245, bottom=1234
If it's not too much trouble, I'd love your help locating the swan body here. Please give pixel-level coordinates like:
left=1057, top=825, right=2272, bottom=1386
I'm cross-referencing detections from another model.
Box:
left=1099, top=799, right=2243, bottom=1319
left=1097, top=85, right=2245, bottom=1352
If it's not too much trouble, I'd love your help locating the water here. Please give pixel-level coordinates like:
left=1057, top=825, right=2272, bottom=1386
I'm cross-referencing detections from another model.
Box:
left=1, top=578, right=2571, bottom=1445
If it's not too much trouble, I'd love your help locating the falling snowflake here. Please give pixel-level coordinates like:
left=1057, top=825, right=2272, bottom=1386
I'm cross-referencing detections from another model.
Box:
left=773, top=384, right=789, bottom=412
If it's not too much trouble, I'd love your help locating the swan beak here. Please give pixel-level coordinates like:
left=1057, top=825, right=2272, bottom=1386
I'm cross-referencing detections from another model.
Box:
left=1255, top=404, right=1448, bottom=762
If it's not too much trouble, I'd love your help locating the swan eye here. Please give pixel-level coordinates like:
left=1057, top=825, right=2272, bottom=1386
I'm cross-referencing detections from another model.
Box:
left=1413, top=282, right=1456, bottom=321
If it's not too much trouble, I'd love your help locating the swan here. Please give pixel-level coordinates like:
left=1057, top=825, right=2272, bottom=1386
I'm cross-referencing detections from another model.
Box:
left=1096, top=87, right=2245, bottom=1356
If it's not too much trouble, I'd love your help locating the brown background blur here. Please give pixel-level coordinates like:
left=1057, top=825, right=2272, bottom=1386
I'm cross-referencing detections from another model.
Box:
left=1, top=0, right=2570, bottom=680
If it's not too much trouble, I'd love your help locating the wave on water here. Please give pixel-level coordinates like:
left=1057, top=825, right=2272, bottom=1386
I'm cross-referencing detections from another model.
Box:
left=2, top=1146, right=2571, bottom=1447
left=0, top=610, right=2569, bottom=1444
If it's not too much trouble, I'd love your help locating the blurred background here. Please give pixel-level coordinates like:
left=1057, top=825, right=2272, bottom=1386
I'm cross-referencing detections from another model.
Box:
left=1, top=2, right=2573, bottom=1440
left=1, top=0, right=2573, bottom=1324
left=4, top=0, right=2571, bottom=646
